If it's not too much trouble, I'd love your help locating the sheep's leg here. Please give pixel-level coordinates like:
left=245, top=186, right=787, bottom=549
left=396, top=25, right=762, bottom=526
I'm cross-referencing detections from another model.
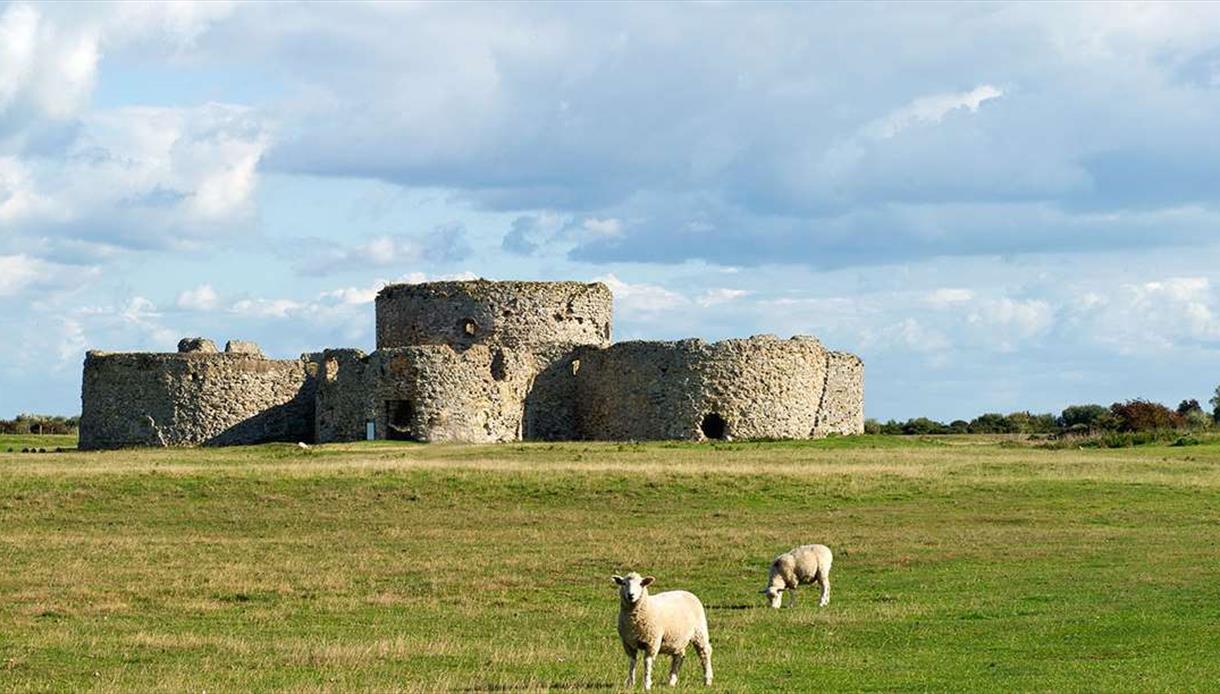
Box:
left=625, top=650, right=637, bottom=687
left=668, top=652, right=684, bottom=686
left=693, top=633, right=713, bottom=686
left=818, top=572, right=831, bottom=607
left=643, top=653, right=655, bottom=690
left=787, top=587, right=798, bottom=608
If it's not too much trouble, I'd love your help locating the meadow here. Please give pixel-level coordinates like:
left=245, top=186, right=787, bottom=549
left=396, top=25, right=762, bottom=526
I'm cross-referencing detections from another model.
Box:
left=2, top=434, right=1218, bottom=692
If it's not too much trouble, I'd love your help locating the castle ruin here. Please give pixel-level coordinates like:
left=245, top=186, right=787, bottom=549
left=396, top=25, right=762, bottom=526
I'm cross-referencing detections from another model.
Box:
left=79, top=280, right=864, bottom=449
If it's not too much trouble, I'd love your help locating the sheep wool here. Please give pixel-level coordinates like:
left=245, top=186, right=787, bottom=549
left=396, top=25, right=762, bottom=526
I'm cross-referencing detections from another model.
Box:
left=762, top=544, right=833, bottom=609
left=612, top=572, right=713, bottom=690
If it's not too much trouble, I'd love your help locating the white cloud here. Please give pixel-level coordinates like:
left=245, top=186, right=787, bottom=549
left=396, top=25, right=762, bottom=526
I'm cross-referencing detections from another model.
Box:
left=0, top=253, right=96, bottom=297
left=925, top=288, right=975, bottom=306
left=866, top=85, right=1004, bottom=140
left=0, top=2, right=99, bottom=122
left=595, top=273, right=689, bottom=319
left=229, top=298, right=304, bottom=320
left=296, top=225, right=472, bottom=276
left=0, top=254, right=42, bottom=297
left=176, top=284, right=219, bottom=311
left=3, top=103, right=270, bottom=255
left=696, top=288, right=750, bottom=307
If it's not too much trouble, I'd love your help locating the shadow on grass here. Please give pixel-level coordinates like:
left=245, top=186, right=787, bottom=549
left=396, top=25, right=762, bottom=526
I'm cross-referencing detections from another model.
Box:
left=461, top=683, right=614, bottom=692
left=705, top=603, right=759, bottom=610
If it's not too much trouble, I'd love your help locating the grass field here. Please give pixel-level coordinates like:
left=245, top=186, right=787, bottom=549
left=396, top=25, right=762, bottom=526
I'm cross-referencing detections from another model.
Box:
left=2, top=435, right=1219, bottom=692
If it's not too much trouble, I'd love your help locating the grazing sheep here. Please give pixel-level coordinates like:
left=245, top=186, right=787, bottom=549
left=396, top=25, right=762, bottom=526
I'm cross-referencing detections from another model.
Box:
left=613, top=572, right=713, bottom=689
left=761, top=544, right=833, bottom=609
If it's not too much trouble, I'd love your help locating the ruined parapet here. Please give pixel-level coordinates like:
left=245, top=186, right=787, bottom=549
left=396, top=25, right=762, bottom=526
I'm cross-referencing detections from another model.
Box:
left=79, top=348, right=318, bottom=450
left=572, top=335, right=862, bottom=441
left=375, top=280, right=612, bottom=350
left=178, top=337, right=218, bottom=354
left=314, top=348, right=377, bottom=443
left=225, top=340, right=264, bottom=356
left=812, top=351, right=865, bottom=437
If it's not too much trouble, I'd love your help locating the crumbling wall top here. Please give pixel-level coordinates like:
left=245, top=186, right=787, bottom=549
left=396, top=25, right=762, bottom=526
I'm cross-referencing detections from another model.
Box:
left=375, top=279, right=612, bottom=350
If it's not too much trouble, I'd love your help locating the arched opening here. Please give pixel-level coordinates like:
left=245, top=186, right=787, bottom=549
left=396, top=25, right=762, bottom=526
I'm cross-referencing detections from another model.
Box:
left=700, top=412, right=728, bottom=440
left=385, top=400, right=417, bottom=441
left=459, top=318, right=479, bottom=338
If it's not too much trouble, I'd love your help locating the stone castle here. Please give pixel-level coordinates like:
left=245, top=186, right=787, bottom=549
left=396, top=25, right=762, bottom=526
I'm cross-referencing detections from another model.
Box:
left=79, top=280, right=864, bottom=449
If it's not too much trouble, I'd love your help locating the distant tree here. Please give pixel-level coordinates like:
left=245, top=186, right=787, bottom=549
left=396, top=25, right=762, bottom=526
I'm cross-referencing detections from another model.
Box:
left=864, top=419, right=882, bottom=435
left=969, top=413, right=1015, bottom=434
left=1110, top=400, right=1184, bottom=432
left=1059, top=404, right=1115, bottom=432
left=948, top=420, right=970, bottom=434
left=1177, top=399, right=1203, bottom=416
left=876, top=419, right=904, bottom=435
left=902, top=417, right=948, bottom=435
left=1211, top=386, right=1220, bottom=423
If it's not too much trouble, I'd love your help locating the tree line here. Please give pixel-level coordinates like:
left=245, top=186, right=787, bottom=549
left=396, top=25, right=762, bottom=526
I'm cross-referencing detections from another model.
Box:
left=866, top=387, right=1220, bottom=437
left=0, top=414, right=80, bottom=436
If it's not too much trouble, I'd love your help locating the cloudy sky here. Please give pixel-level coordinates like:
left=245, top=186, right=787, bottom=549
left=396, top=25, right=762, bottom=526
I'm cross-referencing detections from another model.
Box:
left=3, top=1, right=1220, bottom=421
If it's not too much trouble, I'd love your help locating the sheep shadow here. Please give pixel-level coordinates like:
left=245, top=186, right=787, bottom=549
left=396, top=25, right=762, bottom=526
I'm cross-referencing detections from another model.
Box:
left=704, top=603, right=759, bottom=611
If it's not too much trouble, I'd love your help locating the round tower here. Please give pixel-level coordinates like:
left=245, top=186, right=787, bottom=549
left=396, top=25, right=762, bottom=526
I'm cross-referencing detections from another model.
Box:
left=375, top=280, right=612, bottom=350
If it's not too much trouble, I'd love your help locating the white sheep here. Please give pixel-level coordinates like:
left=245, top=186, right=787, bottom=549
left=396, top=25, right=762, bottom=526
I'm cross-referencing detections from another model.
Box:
left=612, top=572, right=713, bottom=689
left=761, top=544, right=833, bottom=609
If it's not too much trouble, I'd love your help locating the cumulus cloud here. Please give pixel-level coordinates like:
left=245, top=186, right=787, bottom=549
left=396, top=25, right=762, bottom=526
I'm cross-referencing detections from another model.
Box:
left=0, top=2, right=100, bottom=125
left=595, top=273, right=689, bottom=320
left=697, top=288, right=751, bottom=307
left=296, top=223, right=472, bottom=276
left=176, top=284, right=219, bottom=311
left=2, top=102, right=270, bottom=259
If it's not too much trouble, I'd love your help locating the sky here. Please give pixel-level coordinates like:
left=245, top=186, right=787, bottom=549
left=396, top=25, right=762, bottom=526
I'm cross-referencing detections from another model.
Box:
left=3, top=1, right=1220, bottom=421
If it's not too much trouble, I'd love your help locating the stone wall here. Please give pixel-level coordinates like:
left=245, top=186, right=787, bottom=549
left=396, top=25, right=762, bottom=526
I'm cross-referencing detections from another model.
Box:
left=369, top=346, right=538, bottom=443
left=79, top=281, right=865, bottom=448
left=812, top=351, right=865, bottom=437
left=314, top=348, right=377, bottom=444
left=572, top=336, right=838, bottom=441
left=79, top=349, right=318, bottom=450
left=375, top=280, right=612, bottom=350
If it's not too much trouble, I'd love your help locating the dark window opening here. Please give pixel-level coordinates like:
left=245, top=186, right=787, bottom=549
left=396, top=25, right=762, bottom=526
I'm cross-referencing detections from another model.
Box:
left=386, top=400, right=417, bottom=441
left=700, top=412, right=728, bottom=440
left=491, top=350, right=508, bottom=381
left=460, top=318, right=479, bottom=338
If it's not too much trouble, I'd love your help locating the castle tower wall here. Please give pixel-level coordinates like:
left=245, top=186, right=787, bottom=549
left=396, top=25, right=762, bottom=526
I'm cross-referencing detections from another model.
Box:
left=79, top=349, right=318, bottom=450
left=572, top=335, right=862, bottom=441
left=375, top=280, right=612, bottom=350
left=813, top=351, right=865, bottom=437
left=370, top=346, right=537, bottom=443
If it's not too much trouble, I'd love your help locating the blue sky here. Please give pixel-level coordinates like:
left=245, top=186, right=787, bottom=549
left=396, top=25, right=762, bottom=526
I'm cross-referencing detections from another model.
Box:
left=3, top=1, right=1220, bottom=421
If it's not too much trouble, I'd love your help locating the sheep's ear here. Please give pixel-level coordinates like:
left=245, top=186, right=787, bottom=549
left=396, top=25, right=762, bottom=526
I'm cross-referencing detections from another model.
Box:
left=611, top=575, right=625, bottom=585
left=641, top=576, right=655, bottom=587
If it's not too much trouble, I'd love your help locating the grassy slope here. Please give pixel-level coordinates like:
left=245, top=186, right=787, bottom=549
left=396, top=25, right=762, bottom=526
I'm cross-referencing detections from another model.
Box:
left=1, top=437, right=1218, bottom=692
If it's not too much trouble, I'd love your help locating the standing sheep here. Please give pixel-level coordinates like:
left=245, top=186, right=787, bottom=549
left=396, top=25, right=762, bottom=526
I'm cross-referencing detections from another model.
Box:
left=761, top=544, right=833, bottom=609
left=612, top=572, right=713, bottom=689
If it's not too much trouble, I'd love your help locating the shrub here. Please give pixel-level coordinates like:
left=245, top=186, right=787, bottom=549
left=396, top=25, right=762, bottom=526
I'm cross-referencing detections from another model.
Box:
left=1059, top=404, right=1117, bottom=432
left=1110, top=400, right=1184, bottom=432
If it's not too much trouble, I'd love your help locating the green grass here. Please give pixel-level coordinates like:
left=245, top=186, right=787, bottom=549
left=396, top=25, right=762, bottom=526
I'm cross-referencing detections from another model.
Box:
left=2, top=436, right=1219, bottom=692
left=0, top=433, right=77, bottom=452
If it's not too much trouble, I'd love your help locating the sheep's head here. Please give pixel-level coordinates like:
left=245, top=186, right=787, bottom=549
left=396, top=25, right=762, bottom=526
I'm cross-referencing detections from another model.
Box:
left=612, top=572, right=654, bottom=605
left=761, top=585, right=784, bottom=609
